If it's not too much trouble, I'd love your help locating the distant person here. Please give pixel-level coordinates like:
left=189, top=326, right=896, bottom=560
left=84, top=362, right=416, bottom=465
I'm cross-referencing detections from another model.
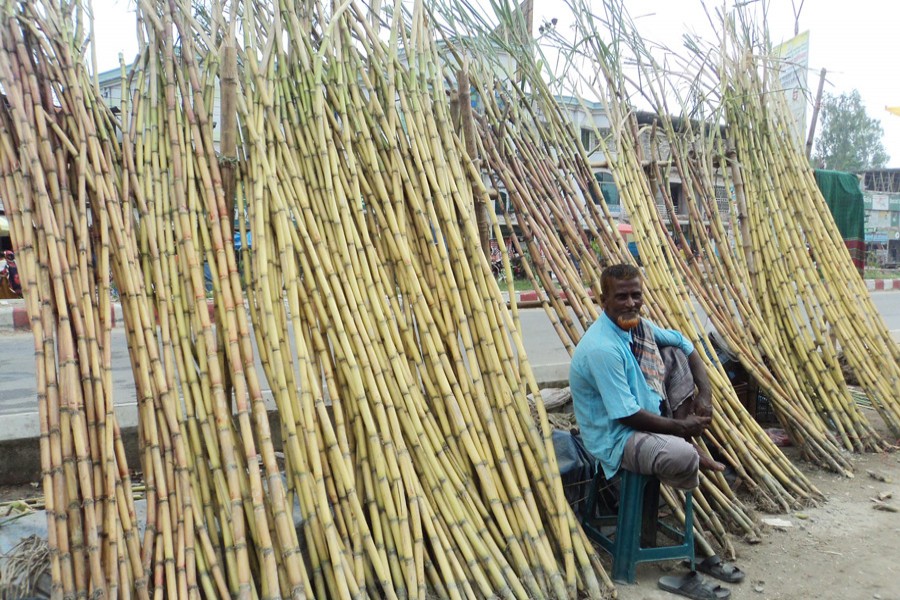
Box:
left=1, top=250, right=20, bottom=296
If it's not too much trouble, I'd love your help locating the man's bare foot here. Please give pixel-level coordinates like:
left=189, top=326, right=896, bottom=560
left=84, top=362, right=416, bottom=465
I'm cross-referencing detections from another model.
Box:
left=698, top=451, right=726, bottom=472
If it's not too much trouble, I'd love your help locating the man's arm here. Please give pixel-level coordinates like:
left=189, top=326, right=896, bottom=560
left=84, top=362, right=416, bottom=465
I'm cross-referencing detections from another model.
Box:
left=619, top=410, right=710, bottom=438
left=687, top=349, right=713, bottom=418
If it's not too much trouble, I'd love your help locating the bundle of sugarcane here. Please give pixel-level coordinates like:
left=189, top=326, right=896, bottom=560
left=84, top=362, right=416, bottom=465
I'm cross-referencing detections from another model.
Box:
left=122, top=2, right=285, bottom=597
left=619, top=5, right=900, bottom=451
left=713, top=19, right=900, bottom=440
left=220, top=0, right=611, bottom=594
left=0, top=3, right=154, bottom=597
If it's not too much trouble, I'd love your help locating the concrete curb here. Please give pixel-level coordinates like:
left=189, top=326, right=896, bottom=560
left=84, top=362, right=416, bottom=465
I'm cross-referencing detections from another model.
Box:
left=0, top=300, right=223, bottom=332
left=865, top=279, right=900, bottom=291
left=0, top=300, right=32, bottom=331
left=511, top=289, right=595, bottom=304
left=0, top=300, right=119, bottom=333
left=1, top=280, right=898, bottom=332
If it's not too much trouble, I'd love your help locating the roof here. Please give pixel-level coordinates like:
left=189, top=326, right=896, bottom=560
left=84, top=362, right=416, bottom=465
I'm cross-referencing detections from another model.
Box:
left=553, top=95, right=606, bottom=113
left=97, top=64, right=130, bottom=86
left=857, top=169, right=900, bottom=194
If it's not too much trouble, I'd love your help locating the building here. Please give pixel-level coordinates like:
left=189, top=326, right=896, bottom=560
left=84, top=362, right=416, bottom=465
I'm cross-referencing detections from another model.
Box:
left=551, top=97, right=733, bottom=252
left=858, top=168, right=900, bottom=266
left=94, top=55, right=732, bottom=260
left=96, top=63, right=223, bottom=147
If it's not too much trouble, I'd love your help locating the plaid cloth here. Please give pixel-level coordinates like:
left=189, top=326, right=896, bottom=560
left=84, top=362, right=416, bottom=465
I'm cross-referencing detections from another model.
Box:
left=661, top=346, right=694, bottom=415
left=631, top=320, right=695, bottom=416
left=630, top=320, right=667, bottom=401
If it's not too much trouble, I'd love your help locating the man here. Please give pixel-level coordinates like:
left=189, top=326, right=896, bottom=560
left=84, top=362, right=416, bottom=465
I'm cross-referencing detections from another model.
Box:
left=570, top=263, right=724, bottom=490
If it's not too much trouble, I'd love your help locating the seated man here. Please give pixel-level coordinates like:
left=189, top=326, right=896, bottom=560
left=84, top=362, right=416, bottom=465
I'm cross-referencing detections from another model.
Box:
left=570, top=263, right=724, bottom=491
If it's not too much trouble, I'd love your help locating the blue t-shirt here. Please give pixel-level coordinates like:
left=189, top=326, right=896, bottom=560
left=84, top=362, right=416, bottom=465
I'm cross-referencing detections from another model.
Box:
left=569, top=313, right=694, bottom=479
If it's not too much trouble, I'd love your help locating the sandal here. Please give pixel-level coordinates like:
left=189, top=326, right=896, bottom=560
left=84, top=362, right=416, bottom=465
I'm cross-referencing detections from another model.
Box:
left=684, top=555, right=745, bottom=584
left=658, top=571, right=731, bottom=600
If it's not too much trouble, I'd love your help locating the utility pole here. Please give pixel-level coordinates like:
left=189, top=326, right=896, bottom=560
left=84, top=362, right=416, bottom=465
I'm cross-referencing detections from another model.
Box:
left=219, top=31, right=238, bottom=403
left=457, top=65, right=492, bottom=264
left=805, top=68, right=826, bottom=160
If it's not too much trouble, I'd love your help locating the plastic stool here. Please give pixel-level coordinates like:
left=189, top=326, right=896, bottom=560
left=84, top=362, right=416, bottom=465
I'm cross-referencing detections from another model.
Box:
left=579, top=468, right=695, bottom=583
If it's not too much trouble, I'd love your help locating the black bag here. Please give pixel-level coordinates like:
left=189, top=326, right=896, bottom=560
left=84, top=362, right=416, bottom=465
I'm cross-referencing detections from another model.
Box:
left=551, top=430, right=596, bottom=508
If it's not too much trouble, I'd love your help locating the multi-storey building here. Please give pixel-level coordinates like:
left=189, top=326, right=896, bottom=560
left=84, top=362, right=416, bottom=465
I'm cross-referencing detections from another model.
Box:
left=858, top=168, right=900, bottom=266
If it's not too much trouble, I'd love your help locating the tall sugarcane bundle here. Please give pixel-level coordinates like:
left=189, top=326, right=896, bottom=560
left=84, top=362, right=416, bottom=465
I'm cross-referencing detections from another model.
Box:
left=0, top=3, right=154, bottom=597
left=570, top=2, right=900, bottom=456
left=711, top=17, right=900, bottom=440
left=0, top=0, right=615, bottom=597
left=423, top=0, right=837, bottom=558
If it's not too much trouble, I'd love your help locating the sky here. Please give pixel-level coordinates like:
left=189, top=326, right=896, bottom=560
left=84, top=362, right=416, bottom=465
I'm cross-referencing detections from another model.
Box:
left=91, top=0, right=900, bottom=167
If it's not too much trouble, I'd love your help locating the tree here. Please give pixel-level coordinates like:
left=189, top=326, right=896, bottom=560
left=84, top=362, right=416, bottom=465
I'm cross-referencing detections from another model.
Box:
left=814, top=90, right=889, bottom=172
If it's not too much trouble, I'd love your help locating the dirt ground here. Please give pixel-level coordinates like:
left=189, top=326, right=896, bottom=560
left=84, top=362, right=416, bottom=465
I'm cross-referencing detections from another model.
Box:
left=615, top=418, right=900, bottom=600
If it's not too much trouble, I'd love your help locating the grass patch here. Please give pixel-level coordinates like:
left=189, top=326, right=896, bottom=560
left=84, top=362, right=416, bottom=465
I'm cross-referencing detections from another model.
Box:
left=864, top=268, right=900, bottom=280
left=496, top=277, right=540, bottom=292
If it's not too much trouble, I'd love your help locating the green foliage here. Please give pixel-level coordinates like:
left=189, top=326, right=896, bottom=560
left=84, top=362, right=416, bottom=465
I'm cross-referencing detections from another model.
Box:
left=814, top=90, right=889, bottom=172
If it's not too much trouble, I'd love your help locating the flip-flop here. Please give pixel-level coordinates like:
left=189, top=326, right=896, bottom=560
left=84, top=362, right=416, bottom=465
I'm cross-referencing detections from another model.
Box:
left=658, top=571, right=731, bottom=600
left=683, top=555, right=746, bottom=583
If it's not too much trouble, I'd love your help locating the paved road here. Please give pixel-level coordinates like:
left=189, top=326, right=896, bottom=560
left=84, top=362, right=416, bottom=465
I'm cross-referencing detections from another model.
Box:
left=0, top=306, right=577, bottom=417
left=1, top=291, right=898, bottom=419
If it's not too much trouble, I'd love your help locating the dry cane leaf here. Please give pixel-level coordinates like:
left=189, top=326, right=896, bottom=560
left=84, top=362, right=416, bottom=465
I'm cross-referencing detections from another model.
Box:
left=867, top=470, right=893, bottom=483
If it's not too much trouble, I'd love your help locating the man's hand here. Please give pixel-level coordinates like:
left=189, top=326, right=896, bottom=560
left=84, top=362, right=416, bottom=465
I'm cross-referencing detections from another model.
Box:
left=620, top=410, right=711, bottom=439
left=677, top=415, right=711, bottom=438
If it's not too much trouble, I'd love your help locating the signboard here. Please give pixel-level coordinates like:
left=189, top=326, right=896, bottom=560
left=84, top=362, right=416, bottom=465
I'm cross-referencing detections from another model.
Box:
left=774, top=31, right=810, bottom=147
left=867, top=211, right=892, bottom=228
left=871, top=194, right=890, bottom=211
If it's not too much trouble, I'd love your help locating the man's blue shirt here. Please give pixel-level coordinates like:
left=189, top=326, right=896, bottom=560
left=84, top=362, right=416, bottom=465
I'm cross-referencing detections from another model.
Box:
left=569, top=313, right=694, bottom=479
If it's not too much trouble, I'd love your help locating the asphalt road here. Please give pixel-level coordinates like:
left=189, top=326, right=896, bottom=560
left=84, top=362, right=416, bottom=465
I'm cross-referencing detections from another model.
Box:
left=0, top=304, right=576, bottom=417
left=0, top=291, right=897, bottom=418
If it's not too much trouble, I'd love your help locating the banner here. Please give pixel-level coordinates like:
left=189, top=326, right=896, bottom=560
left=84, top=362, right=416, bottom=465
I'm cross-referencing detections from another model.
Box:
left=774, top=31, right=810, bottom=147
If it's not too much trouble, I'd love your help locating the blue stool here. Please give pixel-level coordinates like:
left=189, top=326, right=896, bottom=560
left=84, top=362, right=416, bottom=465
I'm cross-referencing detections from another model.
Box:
left=580, top=468, right=695, bottom=583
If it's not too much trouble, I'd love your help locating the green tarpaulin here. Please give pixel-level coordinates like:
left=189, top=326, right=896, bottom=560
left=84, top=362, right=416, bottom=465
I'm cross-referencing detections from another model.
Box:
left=814, top=169, right=865, bottom=272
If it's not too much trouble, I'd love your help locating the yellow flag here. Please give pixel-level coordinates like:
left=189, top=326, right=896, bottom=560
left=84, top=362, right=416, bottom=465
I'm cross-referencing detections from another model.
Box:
left=887, top=106, right=900, bottom=116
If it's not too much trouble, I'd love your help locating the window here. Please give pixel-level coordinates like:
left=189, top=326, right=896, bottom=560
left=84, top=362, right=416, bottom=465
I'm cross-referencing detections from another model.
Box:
left=714, top=185, right=731, bottom=214
left=668, top=183, right=682, bottom=213
left=494, top=190, right=514, bottom=214
left=580, top=127, right=594, bottom=150
left=591, top=172, right=619, bottom=206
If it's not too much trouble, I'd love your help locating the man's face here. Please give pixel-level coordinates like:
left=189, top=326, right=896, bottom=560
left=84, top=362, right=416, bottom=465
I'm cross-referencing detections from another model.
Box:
left=603, top=277, right=643, bottom=330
